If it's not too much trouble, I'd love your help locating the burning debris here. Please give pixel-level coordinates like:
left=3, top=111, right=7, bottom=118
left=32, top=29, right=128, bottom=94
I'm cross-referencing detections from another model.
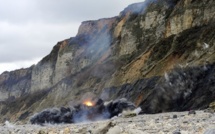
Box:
left=30, top=98, right=137, bottom=124
left=83, top=101, right=94, bottom=107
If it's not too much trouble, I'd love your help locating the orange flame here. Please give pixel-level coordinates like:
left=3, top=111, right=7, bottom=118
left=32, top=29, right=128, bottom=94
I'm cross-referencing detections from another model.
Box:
left=83, top=101, right=94, bottom=107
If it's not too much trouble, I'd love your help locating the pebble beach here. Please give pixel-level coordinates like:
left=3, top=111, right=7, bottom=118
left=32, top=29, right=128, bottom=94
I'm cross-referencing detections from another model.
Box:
left=0, top=110, right=214, bottom=134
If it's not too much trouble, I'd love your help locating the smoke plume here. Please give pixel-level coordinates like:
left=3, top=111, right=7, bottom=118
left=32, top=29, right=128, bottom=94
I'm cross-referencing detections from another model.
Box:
left=30, top=98, right=136, bottom=124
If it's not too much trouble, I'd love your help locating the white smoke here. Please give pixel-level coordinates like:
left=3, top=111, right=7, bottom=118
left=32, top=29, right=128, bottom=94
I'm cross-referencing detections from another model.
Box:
left=164, top=72, right=169, bottom=81
left=133, top=107, right=142, bottom=115
left=203, top=42, right=209, bottom=49
left=121, top=107, right=142, bottom=118
left=5, top=121, right=15, bottom=128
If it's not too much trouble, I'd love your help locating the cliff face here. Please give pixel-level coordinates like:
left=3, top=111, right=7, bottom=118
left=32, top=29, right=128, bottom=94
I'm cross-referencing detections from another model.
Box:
left=0, top=0, right=215, bottom=123
left=0, top=68, right=32, bottom=101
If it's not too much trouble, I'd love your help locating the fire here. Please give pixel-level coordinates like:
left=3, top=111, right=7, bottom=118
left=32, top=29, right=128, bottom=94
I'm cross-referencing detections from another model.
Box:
left=83, top=101, right=94, bottom=107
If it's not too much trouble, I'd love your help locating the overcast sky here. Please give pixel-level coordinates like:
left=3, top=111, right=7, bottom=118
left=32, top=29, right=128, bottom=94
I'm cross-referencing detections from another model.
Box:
left=0, top=0, right=144, bottom=74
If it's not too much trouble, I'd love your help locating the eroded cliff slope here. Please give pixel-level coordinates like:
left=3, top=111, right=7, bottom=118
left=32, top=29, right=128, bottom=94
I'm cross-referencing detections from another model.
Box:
left=0, top=0, right=215, bottom=123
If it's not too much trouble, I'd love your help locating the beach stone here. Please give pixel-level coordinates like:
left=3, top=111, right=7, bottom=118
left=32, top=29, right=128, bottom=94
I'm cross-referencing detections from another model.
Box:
left=38, top=130, right=47, bottom=134
left=106, top=126, right=121, bottom=134
left=188, top=110, right=196, bottom=115
left=173, top=115, right=177, bottom=119
left=204, top=129, right=215, bottom=134
left=91, top=121, right=112, bottom=134
left=63, top=127, right=70, bottom=134
left=173, top=131, right=181, bottom=134
left=128, top=129, right=145, bottom=134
